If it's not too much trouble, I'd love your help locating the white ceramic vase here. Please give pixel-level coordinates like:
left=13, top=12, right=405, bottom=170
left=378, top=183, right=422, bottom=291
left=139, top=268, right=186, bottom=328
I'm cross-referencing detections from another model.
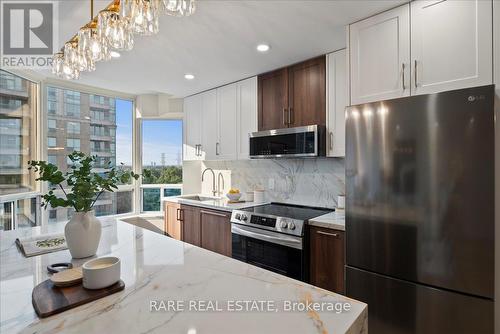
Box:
left=65, top=211, right=102, bottom=259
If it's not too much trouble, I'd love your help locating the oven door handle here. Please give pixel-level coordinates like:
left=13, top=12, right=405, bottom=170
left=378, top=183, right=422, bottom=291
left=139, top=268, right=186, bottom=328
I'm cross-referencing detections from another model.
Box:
left=231, top=224, right=303, bottom=250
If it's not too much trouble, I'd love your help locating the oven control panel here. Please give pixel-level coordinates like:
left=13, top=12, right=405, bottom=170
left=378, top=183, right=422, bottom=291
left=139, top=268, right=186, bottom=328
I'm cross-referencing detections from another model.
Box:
left=230, top=211, right=304, bottom=236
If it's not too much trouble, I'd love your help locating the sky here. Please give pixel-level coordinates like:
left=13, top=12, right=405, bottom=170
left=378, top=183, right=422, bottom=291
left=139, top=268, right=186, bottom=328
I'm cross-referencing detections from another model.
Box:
left=114, top=99, right=183, bottom=167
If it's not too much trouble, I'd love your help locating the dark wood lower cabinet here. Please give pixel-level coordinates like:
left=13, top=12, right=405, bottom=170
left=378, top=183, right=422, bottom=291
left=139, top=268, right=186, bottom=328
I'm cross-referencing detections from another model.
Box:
left=309, top=226, right=345, bottom=294
left=180, top=204, right=201, bottom=247
left=164, top=204, right=232, bottom=257
left=200, top=209, right=232, bottom=257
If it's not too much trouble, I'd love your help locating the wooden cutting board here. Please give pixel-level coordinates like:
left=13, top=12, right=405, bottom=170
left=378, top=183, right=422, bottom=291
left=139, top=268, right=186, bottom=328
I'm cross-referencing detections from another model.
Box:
left=32, top=279, right=125, bottom=318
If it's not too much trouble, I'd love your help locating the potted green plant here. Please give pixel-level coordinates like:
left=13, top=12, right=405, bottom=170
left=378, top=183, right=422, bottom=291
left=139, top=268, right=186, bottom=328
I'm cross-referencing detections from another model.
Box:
left=28, top=151, right=140, bottom=258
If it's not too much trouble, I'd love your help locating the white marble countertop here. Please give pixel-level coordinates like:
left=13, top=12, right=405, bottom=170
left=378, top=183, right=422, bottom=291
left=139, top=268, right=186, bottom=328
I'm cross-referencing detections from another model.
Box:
left=308, top=210, right=346, bottom=231
left=164, top=194, right=268, bottom=212
left=0, top=219, right=366, bottom=334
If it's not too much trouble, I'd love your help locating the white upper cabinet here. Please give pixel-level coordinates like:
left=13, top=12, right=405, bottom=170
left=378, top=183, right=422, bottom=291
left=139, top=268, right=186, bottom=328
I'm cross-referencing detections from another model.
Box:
left=200, top=89, right=217, bottom=160
left=183, top=94, right=202, bottom=161
left=183, top=77, right=257, bottom=161
left=236, top=77, right=257, bottom=160
left=216, top=84, right=238, bottom=160
left=349, top=5, right=410, bottom=105
left=327, top=50, right=347, bottom=157
left=410, top=0, right=493, bottom=95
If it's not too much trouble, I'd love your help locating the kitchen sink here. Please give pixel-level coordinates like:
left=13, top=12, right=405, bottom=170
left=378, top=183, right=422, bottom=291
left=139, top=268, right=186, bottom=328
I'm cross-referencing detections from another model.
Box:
left=178, top=195, right=220, bottom=202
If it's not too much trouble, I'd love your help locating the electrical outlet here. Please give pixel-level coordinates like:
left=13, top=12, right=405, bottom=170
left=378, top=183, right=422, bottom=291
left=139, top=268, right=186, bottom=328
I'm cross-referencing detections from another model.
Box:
left=268, top=178, right=275, bottom=190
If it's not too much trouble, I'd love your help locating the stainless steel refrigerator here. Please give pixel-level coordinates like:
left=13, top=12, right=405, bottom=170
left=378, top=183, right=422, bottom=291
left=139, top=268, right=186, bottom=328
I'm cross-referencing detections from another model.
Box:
left=345, top=85, right=495, bottom=334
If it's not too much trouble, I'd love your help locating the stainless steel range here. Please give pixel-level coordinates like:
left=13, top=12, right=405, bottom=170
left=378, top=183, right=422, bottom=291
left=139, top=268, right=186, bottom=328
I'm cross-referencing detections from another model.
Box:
left=230, top=203, right=332, bottom=281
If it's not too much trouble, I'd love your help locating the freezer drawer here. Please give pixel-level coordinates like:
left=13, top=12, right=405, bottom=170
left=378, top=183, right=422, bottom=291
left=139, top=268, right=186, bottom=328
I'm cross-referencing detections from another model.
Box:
left=346, top=266, right=494, bottom=334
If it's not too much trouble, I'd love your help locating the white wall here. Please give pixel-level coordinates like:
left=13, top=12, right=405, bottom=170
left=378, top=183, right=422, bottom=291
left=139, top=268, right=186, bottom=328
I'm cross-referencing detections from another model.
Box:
left=136, top=94, right=183, bottom=119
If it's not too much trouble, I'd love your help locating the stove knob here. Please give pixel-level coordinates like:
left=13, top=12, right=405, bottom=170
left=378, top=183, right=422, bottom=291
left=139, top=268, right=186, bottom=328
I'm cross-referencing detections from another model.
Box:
left=241, top=214, right=248, bottom=221
left=288, top=222, right=296, bottom=230
left=280, top=221, right=288, bottom=229
left=235, top=213, right=241, bottom=220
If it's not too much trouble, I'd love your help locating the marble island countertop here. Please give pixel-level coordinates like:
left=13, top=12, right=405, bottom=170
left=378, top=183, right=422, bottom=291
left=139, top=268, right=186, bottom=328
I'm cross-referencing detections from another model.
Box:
left=164, top=194, right=268, bottom=212
left=0, top=218, right=366, bottom=334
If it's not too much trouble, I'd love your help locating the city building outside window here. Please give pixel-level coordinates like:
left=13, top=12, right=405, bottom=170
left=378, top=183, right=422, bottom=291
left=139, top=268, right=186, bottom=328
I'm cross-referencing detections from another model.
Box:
left=45, top=86, right=133, bottom=223
left=66, top=138, right=80, bottom=152
left=67, top=121, right=80, bottom=134
left=48, top=119, right=56, bottom=130
left=0, top=70, right=39, bottom=230
left=48, top=137, right=56, bottom=147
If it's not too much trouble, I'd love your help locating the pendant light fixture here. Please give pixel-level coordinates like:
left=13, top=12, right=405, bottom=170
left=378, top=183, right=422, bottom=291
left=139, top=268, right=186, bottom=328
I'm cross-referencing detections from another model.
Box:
left=52, top=0, right=196, bottom=80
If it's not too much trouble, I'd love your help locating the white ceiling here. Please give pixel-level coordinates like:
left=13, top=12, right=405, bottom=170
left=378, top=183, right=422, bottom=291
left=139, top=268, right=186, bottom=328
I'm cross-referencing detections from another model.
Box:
left=41, top=0, right=406, bottom=98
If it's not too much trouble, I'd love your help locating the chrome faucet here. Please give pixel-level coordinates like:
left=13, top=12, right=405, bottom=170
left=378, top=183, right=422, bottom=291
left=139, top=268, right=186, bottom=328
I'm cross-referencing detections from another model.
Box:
left=202, top=168, right=217, bottom=196
left=217, top=172, right=225, bottom=197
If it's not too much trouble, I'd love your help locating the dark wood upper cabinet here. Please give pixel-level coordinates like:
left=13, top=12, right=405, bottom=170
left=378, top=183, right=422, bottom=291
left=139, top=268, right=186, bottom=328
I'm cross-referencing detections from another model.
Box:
left=309, top=226, right=345, bottom=294
left=258, top=68, right=288, bottom=131
left=180, top=204, right=201, bottom=247
left=288, top=56, right=326, bottom=128
left=200, top=209, right=232, bottom=257
left=258, top=56, right=326, bottom=130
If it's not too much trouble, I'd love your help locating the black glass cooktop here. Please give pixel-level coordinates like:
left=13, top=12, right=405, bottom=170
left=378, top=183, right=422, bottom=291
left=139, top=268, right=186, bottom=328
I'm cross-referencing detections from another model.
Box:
left=241, top=203, right=332, bottom=221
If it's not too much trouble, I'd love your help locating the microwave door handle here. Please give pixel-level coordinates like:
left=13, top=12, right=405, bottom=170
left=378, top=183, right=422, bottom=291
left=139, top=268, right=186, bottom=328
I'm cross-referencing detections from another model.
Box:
left=231, top=225, right=302, bottom=249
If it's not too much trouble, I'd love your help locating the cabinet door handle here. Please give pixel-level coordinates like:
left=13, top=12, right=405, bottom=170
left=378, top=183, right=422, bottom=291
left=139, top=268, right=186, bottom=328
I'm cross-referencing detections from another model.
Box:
left=283, top=108, right=288, bottom=125
left=216, top=142, right=220, bottom=155
left=195, top=144, right=199, bottom=156
left=414, top=60, right=418, bottom=88
left=316, top=230, right=339, bottom=238
left=329, top=132, right=334, bottom=151
left=402, top=63, right=406, bottom=91
left=288, top=107, right=293, bottom=125
left=176, top=208, right=181, bottom=221
left=198, top=144, right=202, bottom=157
left=200, top=210, right=228, bottom=218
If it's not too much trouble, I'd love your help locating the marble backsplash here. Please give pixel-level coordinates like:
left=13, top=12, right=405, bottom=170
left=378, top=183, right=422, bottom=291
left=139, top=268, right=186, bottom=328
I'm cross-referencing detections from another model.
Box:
left=201, top=158, right=345, bottom=209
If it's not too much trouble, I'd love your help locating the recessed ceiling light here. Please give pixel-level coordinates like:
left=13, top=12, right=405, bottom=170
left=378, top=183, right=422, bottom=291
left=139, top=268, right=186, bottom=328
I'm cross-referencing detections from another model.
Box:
left=184, top=74, right=195, bottom=80
left=110, top=51, right=121, bottom=58
left=256, top=44, right=270, bottom=52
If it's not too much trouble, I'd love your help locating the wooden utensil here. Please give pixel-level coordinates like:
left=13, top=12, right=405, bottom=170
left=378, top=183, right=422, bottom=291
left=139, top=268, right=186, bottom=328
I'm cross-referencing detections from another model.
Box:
left=50, top=267, right=83, bottom=287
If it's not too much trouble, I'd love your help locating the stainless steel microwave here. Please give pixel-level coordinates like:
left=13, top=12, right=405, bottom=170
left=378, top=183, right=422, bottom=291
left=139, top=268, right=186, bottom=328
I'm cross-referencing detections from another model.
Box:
left=249, top=125, right=325, bottom=159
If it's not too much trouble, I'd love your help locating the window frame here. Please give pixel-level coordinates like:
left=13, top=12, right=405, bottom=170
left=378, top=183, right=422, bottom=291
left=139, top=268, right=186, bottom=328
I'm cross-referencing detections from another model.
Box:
left=138, top=118, right=184, bottom=214
left=39, top=79, right=138, bottom=224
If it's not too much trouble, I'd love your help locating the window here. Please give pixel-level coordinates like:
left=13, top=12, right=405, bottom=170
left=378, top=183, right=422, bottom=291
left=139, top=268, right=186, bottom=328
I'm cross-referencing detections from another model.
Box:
left=65, top=103, right=80, bottom=117
left=48, top=155, right=57, bottom=165
left=141, top=120, right=183, bottom=212
left=48, top=119, right=56, bottom=130
left=67, top=121, right=80, bottom=134
left=0, top=72, right=23, bottom=91
left=45, top=87, right=134, bottom=222
left=66, top=138, right=80, bottom=151
left=0, top=71, right=39, bottom=229
left=48, top=137, right=56, bottom=147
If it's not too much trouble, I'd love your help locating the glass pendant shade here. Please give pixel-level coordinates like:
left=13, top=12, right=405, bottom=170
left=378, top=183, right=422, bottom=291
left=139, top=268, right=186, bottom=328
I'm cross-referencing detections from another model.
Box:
left=52, top=52, right=64, bottom=77
left=62, top=42, right=80, bottom=80
left=123, top=0, right=160, bottom=35
left=162, top=0, right=195, bottom=17
left=98, top=10, right=134, bottom=51
left=77, top=27, right=96, bottom=72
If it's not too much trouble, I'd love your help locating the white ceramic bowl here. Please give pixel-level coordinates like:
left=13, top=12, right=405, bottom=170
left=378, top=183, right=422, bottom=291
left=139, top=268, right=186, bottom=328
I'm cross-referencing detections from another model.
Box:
left=82, top=256, right=120, bottom=290
left=226, top=192, right=242, bottom=201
